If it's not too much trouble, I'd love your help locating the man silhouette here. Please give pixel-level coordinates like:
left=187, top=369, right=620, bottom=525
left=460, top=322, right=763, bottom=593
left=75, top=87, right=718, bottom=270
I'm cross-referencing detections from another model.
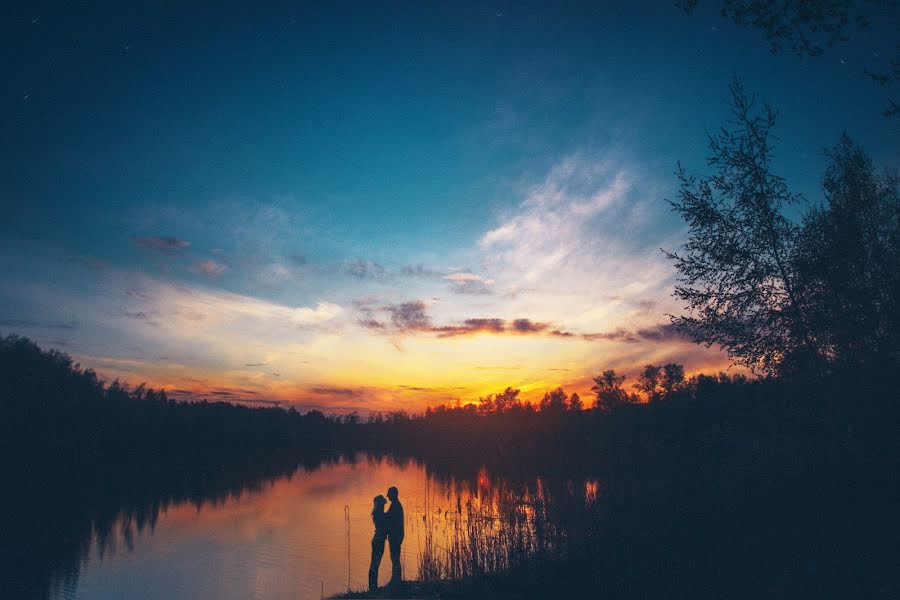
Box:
left=385, top=486, right=404, bottom=586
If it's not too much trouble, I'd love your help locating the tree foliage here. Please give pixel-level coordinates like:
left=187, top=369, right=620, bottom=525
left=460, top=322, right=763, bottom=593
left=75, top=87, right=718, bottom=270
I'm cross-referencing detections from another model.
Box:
left=677, top=0, right=900, bottom=117
left=591, top=369, right=630, bottom=411
left=568, top=392, right=584, bottom=412
left=666, top=79, right=816, bottom=375
left=669, top=81, right=899, bottom=376
left=634, top=363, right=687, bottom=402
left=794, top=135, right=900, bottom=369
left=540, top=387, right=569, bottom=413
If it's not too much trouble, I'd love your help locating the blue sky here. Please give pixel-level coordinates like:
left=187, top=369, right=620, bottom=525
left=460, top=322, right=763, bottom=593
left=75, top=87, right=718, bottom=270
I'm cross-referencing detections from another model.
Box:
left=2, top=1, right=897, bottom=411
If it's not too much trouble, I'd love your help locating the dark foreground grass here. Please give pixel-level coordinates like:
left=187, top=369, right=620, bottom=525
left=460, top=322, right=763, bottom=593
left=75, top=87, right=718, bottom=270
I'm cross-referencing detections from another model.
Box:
left=334, top=556, right=591, bottom=599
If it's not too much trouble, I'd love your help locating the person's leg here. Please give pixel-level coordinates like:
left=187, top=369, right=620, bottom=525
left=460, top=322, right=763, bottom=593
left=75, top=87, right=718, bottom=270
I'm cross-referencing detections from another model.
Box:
left=369, top=537, right=385, bottom=591
left=388, top=537, right=402, bottom=585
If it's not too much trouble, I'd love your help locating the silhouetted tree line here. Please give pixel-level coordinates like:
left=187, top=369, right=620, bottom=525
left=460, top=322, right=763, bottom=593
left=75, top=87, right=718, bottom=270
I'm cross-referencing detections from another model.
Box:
left=0, top=334, right=365, bottom=469
left=0, top=334, right=370, bottom=597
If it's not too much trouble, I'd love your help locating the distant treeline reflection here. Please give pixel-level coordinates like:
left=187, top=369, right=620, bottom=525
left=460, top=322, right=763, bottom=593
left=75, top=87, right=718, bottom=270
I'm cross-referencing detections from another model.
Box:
left=2, top=335, right=898, bottom=598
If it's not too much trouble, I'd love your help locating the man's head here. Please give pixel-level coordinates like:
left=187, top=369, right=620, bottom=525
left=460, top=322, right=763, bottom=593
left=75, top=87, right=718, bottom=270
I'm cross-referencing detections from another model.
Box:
left=387, top=486, right=399, bottom=501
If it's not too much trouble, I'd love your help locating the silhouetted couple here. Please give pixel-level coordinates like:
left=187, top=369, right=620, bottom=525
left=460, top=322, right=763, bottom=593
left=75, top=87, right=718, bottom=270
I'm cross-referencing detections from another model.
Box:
left=368, top=486, right=404, bottom=591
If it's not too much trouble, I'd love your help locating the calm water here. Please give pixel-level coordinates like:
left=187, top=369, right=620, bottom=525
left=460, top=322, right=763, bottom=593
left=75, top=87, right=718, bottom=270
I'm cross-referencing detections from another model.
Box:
left=45, top=456, right=473, bottom=600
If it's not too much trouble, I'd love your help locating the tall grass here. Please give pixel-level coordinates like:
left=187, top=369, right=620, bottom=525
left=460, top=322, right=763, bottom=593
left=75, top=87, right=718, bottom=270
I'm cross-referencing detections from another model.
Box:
left=417, top=471, right=580, bottom=582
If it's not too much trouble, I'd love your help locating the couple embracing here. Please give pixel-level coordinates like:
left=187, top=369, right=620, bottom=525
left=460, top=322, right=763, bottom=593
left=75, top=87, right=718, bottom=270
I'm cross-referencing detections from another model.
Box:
left=368, top=486, right=404, bottom=591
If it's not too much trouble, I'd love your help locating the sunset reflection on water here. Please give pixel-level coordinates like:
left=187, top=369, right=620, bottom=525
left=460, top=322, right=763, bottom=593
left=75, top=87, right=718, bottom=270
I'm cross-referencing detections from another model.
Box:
left=52, top=456, right=428, bottom=599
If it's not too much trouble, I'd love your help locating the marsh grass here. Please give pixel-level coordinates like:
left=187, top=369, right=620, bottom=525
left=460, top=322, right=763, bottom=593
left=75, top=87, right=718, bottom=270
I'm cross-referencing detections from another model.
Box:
left=416, top=471, right=583, bottom=583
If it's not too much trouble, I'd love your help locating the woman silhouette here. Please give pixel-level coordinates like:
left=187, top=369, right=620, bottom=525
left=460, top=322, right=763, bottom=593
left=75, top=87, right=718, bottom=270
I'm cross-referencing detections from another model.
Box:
left=368, top=495, right=388, bottom=591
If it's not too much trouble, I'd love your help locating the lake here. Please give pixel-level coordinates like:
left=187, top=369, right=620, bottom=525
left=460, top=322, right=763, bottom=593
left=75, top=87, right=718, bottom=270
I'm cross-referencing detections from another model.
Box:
left=37, top=456, right=436, bottom=599
left=36, top=455, right=573, bottom=600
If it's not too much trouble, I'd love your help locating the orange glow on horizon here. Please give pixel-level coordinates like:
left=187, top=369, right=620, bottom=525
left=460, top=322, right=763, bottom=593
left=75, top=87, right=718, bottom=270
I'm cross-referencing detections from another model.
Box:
left=73, top=334, right=734, bottom=414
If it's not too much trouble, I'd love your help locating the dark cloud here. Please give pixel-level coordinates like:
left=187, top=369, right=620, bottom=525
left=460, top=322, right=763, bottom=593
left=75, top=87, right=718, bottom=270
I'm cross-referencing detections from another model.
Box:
left=434, top=318, right=506, bottom=337
left=360, top=301, right=560, bottom=339
left=359, top=318, right=387, bottom=331
left=511, top=318, right=549, bottom=333
left=343, top=258, right=387, bottom=280
left=635, top=323, right=689, bottom=342
left=358, top=303, right=691, bottom=345
left=121, top=309, right=159, bottom=327
left=244, top=362, right=267, bottom=367
left=579, top=329, right=641, bottom=343
left=387, top=301, right=433, bottom=331
left=133, top=236, right=191, bottom=253
left=124, top=287, right=153, bottom=300
left=549, top=329, right=575, bottom=338
left=310, top=386, right=358, bottom=396
left=400, top=264, right=444, bottom=279
left=0, top=319, right=78, bottom=330
left=576, top=323, right=689, bottom=343
left=396, top=384, right=467, bottom=392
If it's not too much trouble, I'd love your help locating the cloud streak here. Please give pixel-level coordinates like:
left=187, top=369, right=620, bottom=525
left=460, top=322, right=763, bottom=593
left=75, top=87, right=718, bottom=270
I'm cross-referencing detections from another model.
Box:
left=358, top=298, right=688, bottom=344
left=361, top=301, right=569, bottom=338
left=133, top=236, right=191, bottom=253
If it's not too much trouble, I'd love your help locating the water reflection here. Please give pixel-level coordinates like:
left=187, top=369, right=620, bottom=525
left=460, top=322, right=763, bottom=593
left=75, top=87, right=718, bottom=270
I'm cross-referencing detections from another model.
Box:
left=2, top=453, right=598, bottom=600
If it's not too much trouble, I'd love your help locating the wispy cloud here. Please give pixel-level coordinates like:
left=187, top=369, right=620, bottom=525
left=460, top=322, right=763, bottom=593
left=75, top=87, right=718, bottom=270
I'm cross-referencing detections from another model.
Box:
left=132, top=198, right=314, bottom=287
left=400, top=264, right=444, bottom=279
left=473, top=154, right=684, bottom=337
left=342, top=258, right=388, bottom=280
left=133, top=236, right=191, bottom=253
left=198, top=259, right=228, bottom=277
left=140, top=284, right=343, bottom=330
left=309, top=386, right=358, bottom=396
left=347, top=260, right=494, bottom=295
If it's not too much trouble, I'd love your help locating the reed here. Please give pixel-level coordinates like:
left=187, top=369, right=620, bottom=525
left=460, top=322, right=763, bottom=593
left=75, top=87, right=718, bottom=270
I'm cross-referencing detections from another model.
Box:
left=417, top=474, right=564, bottom=582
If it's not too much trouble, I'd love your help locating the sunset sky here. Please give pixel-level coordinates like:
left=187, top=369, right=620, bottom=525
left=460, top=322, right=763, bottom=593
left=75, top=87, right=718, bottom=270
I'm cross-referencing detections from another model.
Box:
left=2, top=2, right=897, bottom=412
